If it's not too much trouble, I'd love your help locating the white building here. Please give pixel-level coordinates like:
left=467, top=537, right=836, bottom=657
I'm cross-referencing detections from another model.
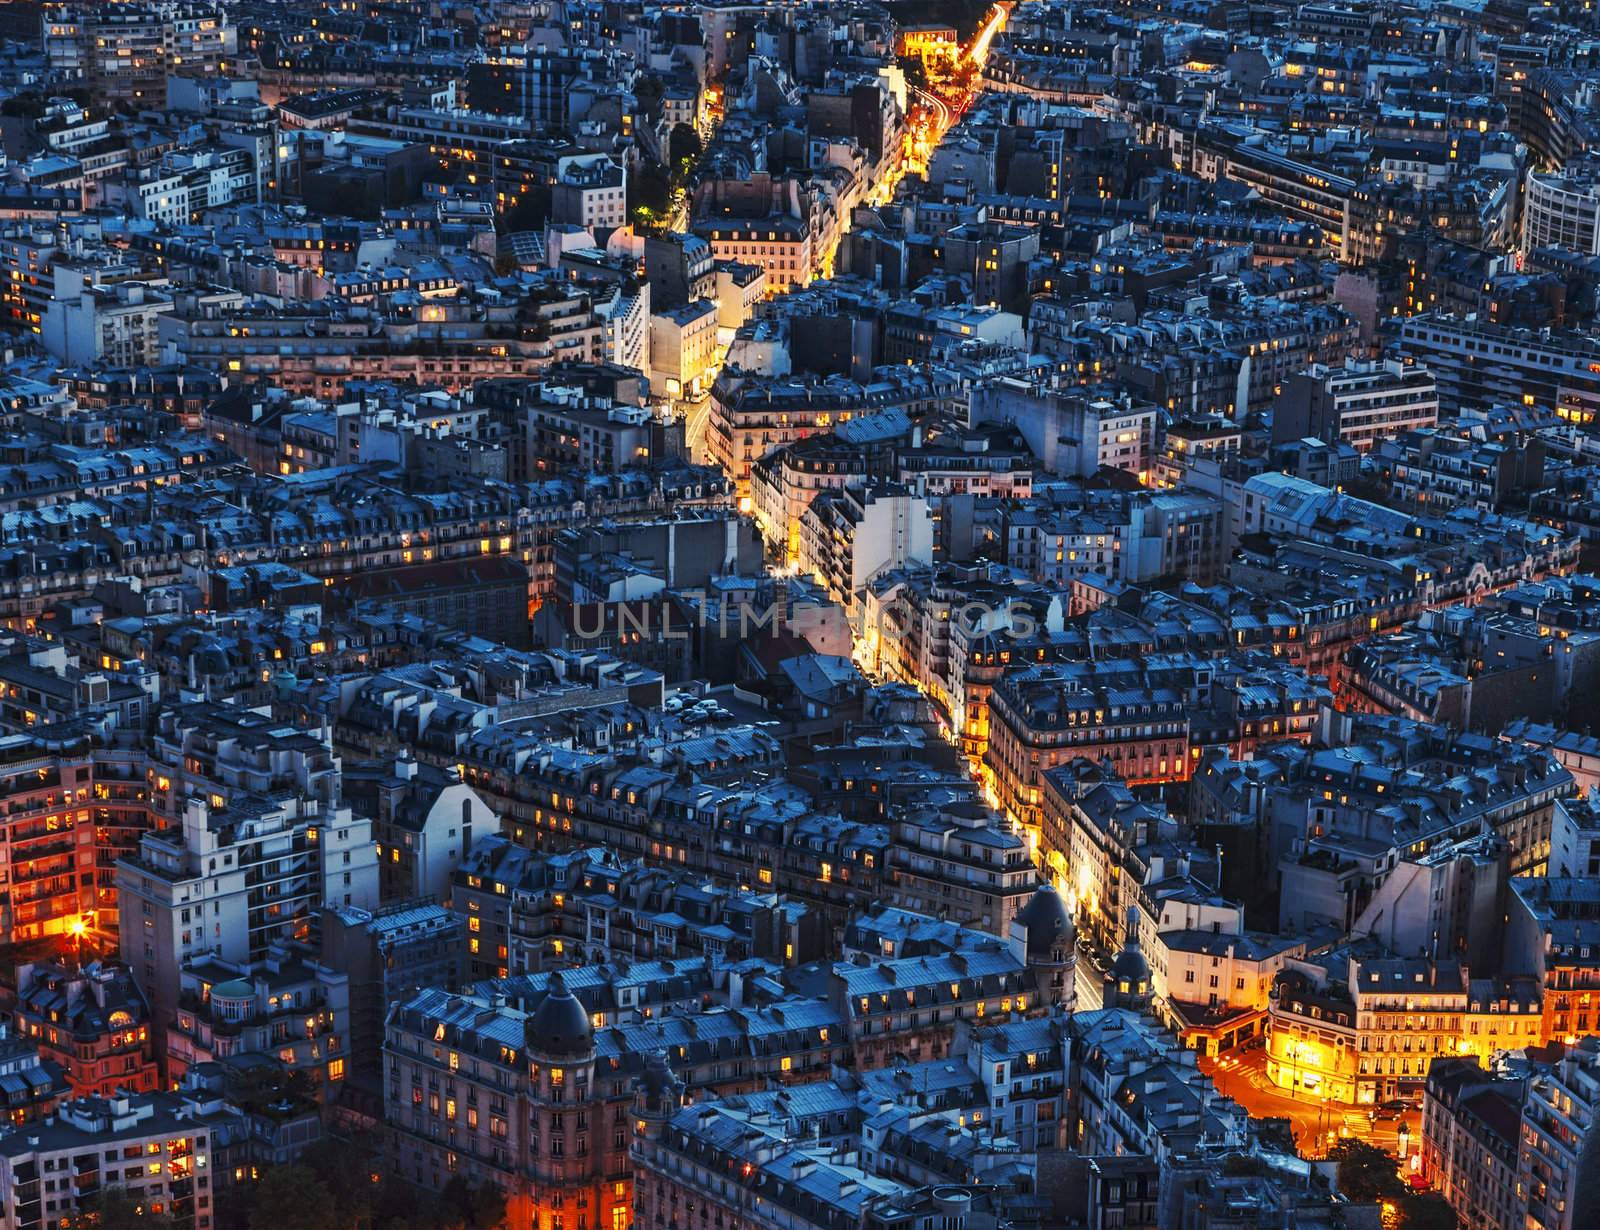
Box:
left=1270, top=357, right=1439, bottom=452
left=1523, top=163, right=1600, bottom=256
left=970, top=378, right=1157, bottom=479
left=714, top=262, right=765, bottom=333
left=598, top=279, right=650, bottom=372
left=41, top=267, right=175, bottom=368
left=798, top=483, right=933, bottom=614
left=553, top=153, right=627, bottom=233
left=114, top=704, right=379, bottom=1061
left=648, top=299, right=720, bottom=399
left=0, top=1092, right=214, bottom=1229
left=347, top=753, right=497, bottom=906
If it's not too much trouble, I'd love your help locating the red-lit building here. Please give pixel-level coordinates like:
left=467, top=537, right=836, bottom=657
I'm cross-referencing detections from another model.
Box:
left=0, top=1028, right=71, bottom=1125
left=12, top=961, right=159, bottom=1097
left=0, top=735, right=151, bottom=947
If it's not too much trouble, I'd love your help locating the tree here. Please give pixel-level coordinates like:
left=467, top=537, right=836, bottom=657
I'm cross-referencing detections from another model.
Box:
left=64, top=1191, right=175, bottom=1230
left=302, top=1136, right=384, bottom=1230
left=628, top=161, right=674, bottom=233
left=896, top=55, right=930, bottom=91
left=669, top=123, right=703, bottom=180
left=1398, top=1193, right=1459, bottom=1230
left=227, top=1064, right=315, bottom=1115
left=633, top=76, right=665, bottom=127
left=437, top=1176, right=508, bottom=1230
left=0, top=92, right=46, bottom=119
left=247, top=1165, right=341, bottom=1230
left=1329, top=1139, right=1405, bottom=1202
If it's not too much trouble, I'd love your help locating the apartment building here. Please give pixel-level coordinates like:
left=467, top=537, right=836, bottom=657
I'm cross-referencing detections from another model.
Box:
left=159, top=294, right=609, bottom=396
left=43, top=3, right=236, bottom=103
left=1505, top=876, right=1600, bottom=1045
left=1151, top=929, right=1306, bottom=1057
left=1192, top=128, right=1355, bottom=254
left=887, top=812, right=1041, bottom=939
left=1422, top=1058, right=1526, bottom=1230
left=552, top=154, right=627, bottom=233
left=114, top=704, right=379, bottom=1055
left=450, top=836, right=817, bottom=981
left=648, top=300, right=720, bottom=400
left=751, top=436, right=873, bottom=565
left=0, top=735, right=149, bottom=947
left=167, top=945, right=350, bottom=1091
left=344, top=753, right=494, bottom=906
left=1518, top=1039, right=1600, bottom=1230
left=1522, top=161, right=1600, bottom=256
left=708, top=368, right=972, bottom=500
left=41, top=271, right=180, bottom=369
left=319, top=901, right=465, bottom=1074
left=1265, top=953, right=1526, bottom=1107
left=1372, top=428, right=1547, bottom=513
left=634, top=1091, right=1024, bottom=1230
left=970, top=379, right=1157, bottom=479
left=985, top=664, right=1190, bottom=833
left=691, top=174, right=815, bottom=294
left=0, top=1092, right=213, bottom=1228
left=1040, top=769, right=1175, bottom=953
left=12, top=962, right=158, bottom=1098
left=1396, top=314, right=1600, bottom=418
left=797, top=484, right=933, bottom=615
left=1270, top=358, right=1439, bottom=453
left=385, top=974, right=631, bottom=1230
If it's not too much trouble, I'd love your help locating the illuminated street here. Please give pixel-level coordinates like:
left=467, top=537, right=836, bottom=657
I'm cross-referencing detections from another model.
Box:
left=8, top=0, right=1600, bottom=1227
left=1201, top=1051, right=1424, bottom=1164
left=968, top=3, right=1008, bottom=65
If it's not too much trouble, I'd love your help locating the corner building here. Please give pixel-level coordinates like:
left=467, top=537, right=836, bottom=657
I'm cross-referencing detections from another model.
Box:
left=385, top=971, right=632, bottom=1230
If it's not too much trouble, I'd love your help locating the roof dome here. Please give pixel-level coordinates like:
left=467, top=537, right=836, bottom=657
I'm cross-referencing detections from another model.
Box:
left=1109, top=909, right=1153, bottom=1008
left=525, top=970, right=594, bottom=1057
left=1014, top=883, right=1074, bottom=958
left=1110, top=942, right=1151, bottom=990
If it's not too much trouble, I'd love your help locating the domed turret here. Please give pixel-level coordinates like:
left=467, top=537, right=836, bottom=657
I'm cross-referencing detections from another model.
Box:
left=1014, top=883, right=1074, bottom=958
left=525, top=970, right=594, bottom=1058
left=1107, top=906, right=1152, bottom=1013
left=1011, top=882, right=1078, bottom=1011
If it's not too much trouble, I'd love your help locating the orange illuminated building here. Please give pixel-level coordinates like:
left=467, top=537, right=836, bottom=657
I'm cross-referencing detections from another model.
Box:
left=386, top=973, right=633, bottom=1230
left=12, top=960, right=159, bottom=1098
left=895, top=25, right=958, bottom=57
left=983, top=664, right=1190, bottom=836
left=0, top=736, right=150, bottom=948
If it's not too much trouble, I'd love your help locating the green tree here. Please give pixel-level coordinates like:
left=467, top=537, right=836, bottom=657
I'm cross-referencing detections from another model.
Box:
left=1398, top=1193, right=1458, bottom=1230
left=247, top=1166, right=340, bottom=1230
left=1329, top=1139, right=1405, bottom=1202
left=64, top=1191, right=175, bottom=1230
